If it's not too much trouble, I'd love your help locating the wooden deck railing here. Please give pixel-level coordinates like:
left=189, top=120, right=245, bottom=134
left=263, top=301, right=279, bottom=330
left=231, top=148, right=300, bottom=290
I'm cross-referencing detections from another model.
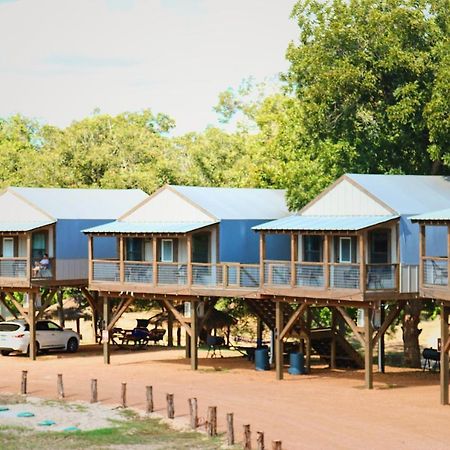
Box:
left=0, top=257, right=28, bottom=279
left=423, top=257, right=448, bottom=287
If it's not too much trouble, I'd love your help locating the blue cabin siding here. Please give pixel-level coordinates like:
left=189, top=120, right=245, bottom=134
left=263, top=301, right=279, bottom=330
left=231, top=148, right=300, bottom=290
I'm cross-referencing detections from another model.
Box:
left=55, top=219, right=116, bottom=259
left=425, top=225, right=448, bottom=257
left=218, top=220, right=290, bottom=264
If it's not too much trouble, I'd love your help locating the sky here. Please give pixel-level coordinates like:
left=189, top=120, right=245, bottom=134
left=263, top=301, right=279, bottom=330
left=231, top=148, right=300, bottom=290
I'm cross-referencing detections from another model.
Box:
left=0, top=0, right=298, bottom=135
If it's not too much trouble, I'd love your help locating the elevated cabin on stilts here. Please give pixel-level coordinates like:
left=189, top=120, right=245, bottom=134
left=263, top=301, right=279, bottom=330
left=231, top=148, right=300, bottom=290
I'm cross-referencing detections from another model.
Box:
left=411, top=209, right=450, bottom=405
left=0, top=186, right=148, bottom=359
left=83, top=184, right=290, bottom=367
left=254, top=174, right=450, bottom=388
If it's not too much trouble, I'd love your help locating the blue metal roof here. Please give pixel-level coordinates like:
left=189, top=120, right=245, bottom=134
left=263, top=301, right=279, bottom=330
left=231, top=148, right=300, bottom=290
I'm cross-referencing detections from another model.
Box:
left=347, top=174, right=450, bottom=215
left=83, top=220, right=218, bottom=234
left=252, top=215, right=399, bottom=231
left=10, top=187, right=148, bottom=220
left=410, top=209, right=450, bottom=222
left=170, top=185, right=289, bottom=220
left=0, top=220, right=56, bottom=232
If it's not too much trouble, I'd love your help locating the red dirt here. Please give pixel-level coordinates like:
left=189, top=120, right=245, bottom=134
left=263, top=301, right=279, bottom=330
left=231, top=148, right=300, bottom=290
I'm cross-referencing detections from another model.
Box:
left=1, top=346, right=449, bottom=450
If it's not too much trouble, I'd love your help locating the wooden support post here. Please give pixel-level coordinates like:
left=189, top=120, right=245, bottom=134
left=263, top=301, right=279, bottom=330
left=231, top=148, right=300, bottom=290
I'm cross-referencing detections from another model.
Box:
left=57, top=374, right=64, bottom=399
left=364, top=307, right=373, bottom=389
left=275, top=301, right=284, bottom=380
left=359, top=232, right=366, bottom=292
left=152, top=237, right=158, bottom=286
left=166, top=393, right=174, bottom=419
left=146, top=386, right=153, bottom=413
left=91, top=379, right=98, bottom=403
left=290, top=232, right=296, bottom=288
left=419, top=224, right=425, bottom=287
left=324, top=235, right=330, bottom=289
left=103, top=297, right=110, bottom=365
left=448, top=226, right=450, bottom=289
left=206, top=406, right=217, bottom=436
left=243, top=424, right=251, bottom=450
left=191, top=300, right=198, bottom=370
left=188, top=398, right=197, bottom=429
left=57, top=290, right=64, bottom=328
left=88, top=235, right=93, bottom=283
left=330, top=307, right=337, bottom=370
left=119, top=236, right=125, bottom=283
left=185, top=332, right=191, bottom=358
left=121, top=382, right=127, bottom=408
left=21, top=370, right=28, bottom=395
left=257, top=431, right=265, bottom=450
left=378, top=302, right=385, bottom=373
left=259, top=232, right=265, bottom=287
left=226, top=413, right=235, bottom=445
left=177, top=326, right=181, bottom=346
left=26, top=233, right=31, bottom=281
left=167, top=311, right=174, bottom=347
left=272, top=441, right=282, bottom=450
left=187, top=234, right=193, bottom=287
left=440, top=304, right=449, bottom=405
left=256, top=317, right=263, bottom=347
left=305, top=307, right=312, bottom=373
left=29, top=292, right=36, bottom=361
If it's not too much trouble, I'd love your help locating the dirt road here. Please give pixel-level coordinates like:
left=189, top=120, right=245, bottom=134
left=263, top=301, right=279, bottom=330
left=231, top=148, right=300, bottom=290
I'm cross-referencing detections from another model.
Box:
left=0, top=346, right=449, bottom=450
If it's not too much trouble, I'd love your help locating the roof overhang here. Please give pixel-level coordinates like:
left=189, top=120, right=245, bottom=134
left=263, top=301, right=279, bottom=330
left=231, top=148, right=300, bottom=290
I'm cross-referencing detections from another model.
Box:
left=0, top=220, right=56, bottom=233
left=83, top=220, right=219, bottom=235
left=252, top=215, right=399, bottom=232
left=410, top=209, right=450, bottom=224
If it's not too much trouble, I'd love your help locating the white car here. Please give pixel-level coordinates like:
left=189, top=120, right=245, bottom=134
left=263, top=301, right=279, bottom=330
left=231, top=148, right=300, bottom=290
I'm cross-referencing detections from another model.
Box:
left=0, top=320, right=80, bottom=356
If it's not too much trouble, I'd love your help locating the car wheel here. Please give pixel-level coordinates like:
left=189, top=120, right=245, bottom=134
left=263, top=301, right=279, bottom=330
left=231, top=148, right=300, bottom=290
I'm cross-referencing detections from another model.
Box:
left=66, top=337, right=79, bottom=353
left=1, top=350, right=11, bottom=356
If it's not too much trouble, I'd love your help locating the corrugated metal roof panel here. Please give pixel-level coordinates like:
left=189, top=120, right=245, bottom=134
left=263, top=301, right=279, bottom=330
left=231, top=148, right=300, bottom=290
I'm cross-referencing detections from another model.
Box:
left=83, top=220, right=218, bottom=234
left=410, top=209, right=450, bottom=222
left=10, top=187, right=148, bottom=220
left=170, top=185, right=289, bottom=220
left=347, top=174, right=450, bottom=215
left=0, top=220, right=56, bottom=232
left=252, top=215, right=399, bottom=231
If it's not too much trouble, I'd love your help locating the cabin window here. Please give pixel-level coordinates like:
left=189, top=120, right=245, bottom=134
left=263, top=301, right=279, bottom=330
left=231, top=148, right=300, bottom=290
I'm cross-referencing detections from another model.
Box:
left=192, top=233, right=210, bottom=263
left=339, top=237, right=352, bottom=263
left=2, top=238, right=14, bottom=258
left=32, top=232, right=47, bottom=259
left=161, top=239, right=174, bottom=262
left=303, top=235, right=322, bottom=262
left=126, top=238, right=143, bottom=261
left=369, top=229, right=390, bottom=264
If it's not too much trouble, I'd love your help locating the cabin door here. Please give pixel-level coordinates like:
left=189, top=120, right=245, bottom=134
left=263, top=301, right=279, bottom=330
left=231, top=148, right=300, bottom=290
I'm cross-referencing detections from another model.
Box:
left=192, top=233, right=210, bottom=263
left=369, top=229, right=390, bottom=263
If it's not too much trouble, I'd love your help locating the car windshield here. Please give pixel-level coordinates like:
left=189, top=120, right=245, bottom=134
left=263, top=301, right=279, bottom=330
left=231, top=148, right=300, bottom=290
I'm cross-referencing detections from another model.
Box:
left=0, top=323, right=21, bottom=332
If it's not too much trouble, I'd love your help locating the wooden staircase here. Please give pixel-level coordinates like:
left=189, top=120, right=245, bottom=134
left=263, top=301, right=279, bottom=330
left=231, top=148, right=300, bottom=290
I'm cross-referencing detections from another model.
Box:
left=247, top=299, right=363, bottom=369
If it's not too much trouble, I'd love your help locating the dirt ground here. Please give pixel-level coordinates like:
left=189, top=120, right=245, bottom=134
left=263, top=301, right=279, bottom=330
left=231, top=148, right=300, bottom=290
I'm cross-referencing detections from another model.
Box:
left=0, top=341, right=450, bottom=450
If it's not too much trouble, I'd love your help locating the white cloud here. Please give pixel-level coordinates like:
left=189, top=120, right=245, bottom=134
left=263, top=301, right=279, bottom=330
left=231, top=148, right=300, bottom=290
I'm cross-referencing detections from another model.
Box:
left=0, top=0, right=298, bottom=134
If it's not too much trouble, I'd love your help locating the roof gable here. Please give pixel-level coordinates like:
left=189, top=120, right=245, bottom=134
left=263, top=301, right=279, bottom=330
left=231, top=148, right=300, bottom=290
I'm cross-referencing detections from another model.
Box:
left=0, top=189, right=55, bottom=223
left=121, top=186, right=216, bottom=223
left=301, top=176, right=394, bottom=216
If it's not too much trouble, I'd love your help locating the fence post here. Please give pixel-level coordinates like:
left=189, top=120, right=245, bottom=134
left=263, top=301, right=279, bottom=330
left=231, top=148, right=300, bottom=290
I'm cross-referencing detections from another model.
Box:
left=146, top=386, right=153, bottom=413
left=243, top=424, right=251, bottom=449
left=91, top=379, right=98, bottom=403
left=188, top=398, right=198, bottom=429
left=256, top=431, right=265, bottom=450
left=226, top=413, right=235, bottom=445
left=57, top=374, right=64, bottom=399
left=166, top=393, right=174, bottom=419
left=272, top=440, right=282, bottom=450
left=121, top=382, right=127, bottom=408
left=206, top=406, right=217, bottom=436
left=20, top=370, right=28, bottom=395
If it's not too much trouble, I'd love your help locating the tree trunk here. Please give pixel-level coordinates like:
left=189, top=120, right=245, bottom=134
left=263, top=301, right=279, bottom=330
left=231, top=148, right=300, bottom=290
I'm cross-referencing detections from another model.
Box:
left=402, top=303, right=422, bottom=368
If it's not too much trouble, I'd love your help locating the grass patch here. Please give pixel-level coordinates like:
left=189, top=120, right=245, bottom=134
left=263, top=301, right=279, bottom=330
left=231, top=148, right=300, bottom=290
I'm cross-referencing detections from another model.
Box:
left=40, top=399, right=88, bottom=413
left=0, top=394, right=26, bottom=405
left=0, top=416, right=225, bottom=450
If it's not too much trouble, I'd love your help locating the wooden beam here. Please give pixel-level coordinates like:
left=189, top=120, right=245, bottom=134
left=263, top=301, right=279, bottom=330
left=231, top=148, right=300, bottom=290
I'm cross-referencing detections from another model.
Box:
left=191, top=299, right=198, bottom=370
left=36, top=290, right=57, bottom=320
left=443, top=335, right=450, bottom=355
left=6, top=292, right=29, bottom=323
left=419, top=224, right=425, bottom=287
left=160, top=299, right=192, bottom=337
left=330, top=307, right=337, bottom=369
left=88, top=235, right=93, bottom=283
left=359, top=232, right=366, bottom=293
left=153, top=238, right=158, bottom=286
left=80, top=287, right=96, bottom=311
left=103, top=297, right=110, bottom=365
left=279, top=303, right=307, bottom=340
left=29, top=292, right=36, bottom=360
left=448, top=226, right=450, bottom=289
left=0, top=293, right=18, bottom=319
left=372, top=301, right=405, bottom=346
left=336, top=306, right=366, bottom=347
left=364, top=307, right=373, bottom=389
left=324, top=235, right=330, bottom=289
left=107, top=297, right=134, bottom=331
left=275, top=301, right=284, bottom=380
left=290, top=232, right=296, bottom=288
left=119, top=236, right=125, bottom=283
left=259, top=232, right=265, bottom=287
left=441, top=304, right=449, bottom=405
